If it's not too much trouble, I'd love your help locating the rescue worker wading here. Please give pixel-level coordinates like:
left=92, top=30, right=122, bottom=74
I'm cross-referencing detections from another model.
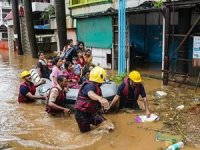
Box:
left=46, top=75, right=71, bottom=116
left=75, top=66, right=109, bottom=133
left=108, top=71, right=151, bottom=117
left=18, top=70, right=47, bottom=103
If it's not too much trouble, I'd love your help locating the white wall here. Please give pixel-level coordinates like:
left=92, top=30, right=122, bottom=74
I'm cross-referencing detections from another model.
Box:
left=0, top=5, right=2, bottom=25
left=50, top=17, right=56, bottom=29
left=91, top=48, right=111, bottom=69
left=65, top=0, right=70, bottom=15
left=123, top=0, right=149, bottom=9
left=32, top=2, right=51, bottom=12
left=67, top=29, right=77, bottom=43
left=7, top=20, right=13, bottom=26
left=0, top=1, right=11, bottom=8
left=69, top=3, right=115, bottom=16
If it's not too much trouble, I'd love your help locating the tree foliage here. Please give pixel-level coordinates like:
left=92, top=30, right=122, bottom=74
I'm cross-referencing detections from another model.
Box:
left=109, top=73, right=127, bottom=85
left=40, top=5, right=55, bottom=20
left=153, top=0, right=164, bottom=8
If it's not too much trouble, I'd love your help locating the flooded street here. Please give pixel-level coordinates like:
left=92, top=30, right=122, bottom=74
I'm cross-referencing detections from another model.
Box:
left=0, top=49, right=199, bottom=150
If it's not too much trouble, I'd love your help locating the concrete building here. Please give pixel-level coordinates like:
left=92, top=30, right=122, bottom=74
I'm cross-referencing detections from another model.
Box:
left=66, top=0, right=163, bottom=70
left=5, top=0, right=57, bottom=52
left=66, top=0, right=200, bottom=83
left=0, top=0, right=11, bottom=40
left=31, top=0, right=56, bottom=52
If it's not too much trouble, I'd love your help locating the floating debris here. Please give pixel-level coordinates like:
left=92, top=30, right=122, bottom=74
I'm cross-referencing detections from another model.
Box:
left=176, top=105, right=185, bottom=110
left=155, top=91, right=167, bottom=98
left=152, top=87, right=200, bottom=147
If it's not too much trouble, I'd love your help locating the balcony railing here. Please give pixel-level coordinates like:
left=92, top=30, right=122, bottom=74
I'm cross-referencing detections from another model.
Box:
left=69, top=0, right=112, bottom=8
left=32, top=1, right=51, bottom=12
left=0, top=2, right=11, bottom=9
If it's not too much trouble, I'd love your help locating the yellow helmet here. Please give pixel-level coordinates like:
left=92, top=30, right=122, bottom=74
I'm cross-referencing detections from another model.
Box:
left=89, top=66, right=106, bottom=83
left=20, top=70, right=30, bottom=78
left=128, top=71, right=142, bottom=83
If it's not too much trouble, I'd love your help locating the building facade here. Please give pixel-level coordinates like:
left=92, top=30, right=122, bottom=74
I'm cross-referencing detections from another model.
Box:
left=5, top=0, right=57, bottom=53
left=0, top=0, right=11, bottom=40
left=66, top=0, right=163, bottom=70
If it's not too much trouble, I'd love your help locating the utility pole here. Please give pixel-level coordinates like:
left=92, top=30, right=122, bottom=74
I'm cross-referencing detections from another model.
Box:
left=163, top=6, right=170, bottom=85
left=118, top=0, right=126, bottom=75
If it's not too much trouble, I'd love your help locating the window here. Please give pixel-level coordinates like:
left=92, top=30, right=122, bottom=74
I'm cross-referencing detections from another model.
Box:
left=107, top=53, right=112, bottom=64
left=2, top=32, right=8, bottom=39
left=69, top=0, right=112, bottom=7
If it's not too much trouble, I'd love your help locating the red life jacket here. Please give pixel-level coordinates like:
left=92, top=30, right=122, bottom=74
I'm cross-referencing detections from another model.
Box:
left=122, top=77, right=141, bottom=101
left=46, top=87, right=65, bottom=114
left=18, top=82, right=36, bottom=103
left=75, top=81, right=102, bottom=113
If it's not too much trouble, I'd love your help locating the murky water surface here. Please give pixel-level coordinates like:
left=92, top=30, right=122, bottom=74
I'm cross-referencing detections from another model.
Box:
left=0, top=50, right=198, bottom=150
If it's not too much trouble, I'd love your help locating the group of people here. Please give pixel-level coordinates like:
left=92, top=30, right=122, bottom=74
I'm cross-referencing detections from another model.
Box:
left=18, top=40, right=151, bottom=133
left=37, top=40, right=94, bottom=89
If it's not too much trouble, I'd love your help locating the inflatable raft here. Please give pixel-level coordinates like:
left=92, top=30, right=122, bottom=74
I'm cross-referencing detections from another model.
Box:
left=30, top=69, right=118, bottom=105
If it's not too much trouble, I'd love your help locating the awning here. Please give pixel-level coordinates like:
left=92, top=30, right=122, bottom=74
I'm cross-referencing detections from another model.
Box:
left=34, top=24, right=50, bottom=29
left=4, top=10, right=13, bottom=20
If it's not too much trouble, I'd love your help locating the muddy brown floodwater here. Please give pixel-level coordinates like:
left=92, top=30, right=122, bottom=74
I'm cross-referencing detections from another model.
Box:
left=0, top=49, right=199, bottom=150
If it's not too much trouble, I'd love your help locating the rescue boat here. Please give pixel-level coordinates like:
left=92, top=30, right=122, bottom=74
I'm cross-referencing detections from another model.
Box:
left=30, top=69, right=117, bottom=105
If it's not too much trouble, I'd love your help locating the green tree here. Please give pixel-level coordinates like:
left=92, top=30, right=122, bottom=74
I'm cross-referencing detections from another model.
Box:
left=11, top=0, right=23, bottom=55
left=153, top=0, right=164, bottom=8
left=54, top=0, right=67, bottom=51
left=23, top=0, right=39, bottom=58
left=41, top=5, right=55, bottom=21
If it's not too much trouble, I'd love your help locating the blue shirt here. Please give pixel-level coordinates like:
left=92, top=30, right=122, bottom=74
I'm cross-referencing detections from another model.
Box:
left=117, top=81, right=146, bottom=100
left=81, top=83, right=97, bottom=97
left=20, top=85, right=30, bottom=96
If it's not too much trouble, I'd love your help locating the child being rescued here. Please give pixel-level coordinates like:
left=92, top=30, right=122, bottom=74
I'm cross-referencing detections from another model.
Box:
left=63, top=61, right=80, bottom=89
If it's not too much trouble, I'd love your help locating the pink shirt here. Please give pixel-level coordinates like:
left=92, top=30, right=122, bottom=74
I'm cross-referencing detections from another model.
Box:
left=50, top=66, right=63, bottom=86
left=63, top=70, right=77, bottom=80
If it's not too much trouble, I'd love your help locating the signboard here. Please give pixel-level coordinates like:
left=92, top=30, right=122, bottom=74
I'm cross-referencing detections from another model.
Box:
left=193, top=36, right=200, bottom=67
